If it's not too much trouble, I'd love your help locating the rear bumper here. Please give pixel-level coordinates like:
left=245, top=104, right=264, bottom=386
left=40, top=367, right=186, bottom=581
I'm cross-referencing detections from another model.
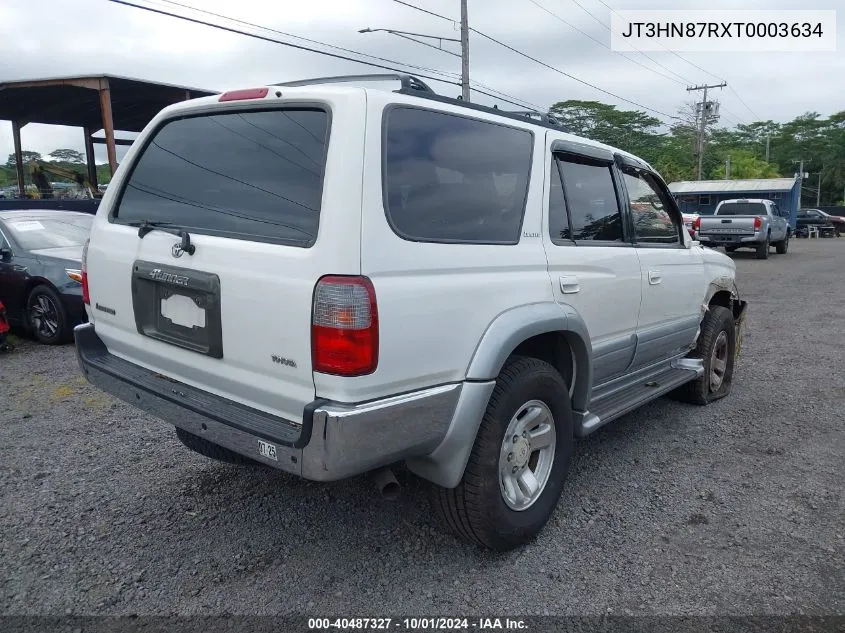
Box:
left=74, top=323, right=461, bottom=481
left=697, top=232, right=760, bottom=245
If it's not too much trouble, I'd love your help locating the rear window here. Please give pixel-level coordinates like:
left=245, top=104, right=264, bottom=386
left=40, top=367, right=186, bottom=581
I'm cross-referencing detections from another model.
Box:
left=383, top=107, right=533, bottom=243
left=114, top=108, right=329, bottom=247
left=717, top=202, right=766, bottom=216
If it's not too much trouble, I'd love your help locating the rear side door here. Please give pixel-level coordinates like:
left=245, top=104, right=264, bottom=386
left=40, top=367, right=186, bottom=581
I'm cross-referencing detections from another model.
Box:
left=542, top=138, right=643, bottom=386
left=85, top=92, right=366, bottom=422
left=770, top=203, right=787, bottom=239
left=616, top=157, right=706, bottom=369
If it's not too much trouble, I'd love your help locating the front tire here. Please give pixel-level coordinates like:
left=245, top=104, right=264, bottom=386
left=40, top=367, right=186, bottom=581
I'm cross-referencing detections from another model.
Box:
left=26, top=285, right=70, bottom=344
left=673, top=306, right=737, bottom=405
left=431, top=356, right=573, bottom=551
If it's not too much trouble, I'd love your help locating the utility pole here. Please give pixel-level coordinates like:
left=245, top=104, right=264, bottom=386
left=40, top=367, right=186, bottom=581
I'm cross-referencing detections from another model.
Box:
left=817, top=171, right=822, bottom=206
left=793, top=159, right=808, bottom=209
left=460, top=0, right=471, bottom=101
left=687, top=82, right=727, bottom=180
left=725, top=155, right=731, bottom=180
left=765, top=136, right=770, bottom=162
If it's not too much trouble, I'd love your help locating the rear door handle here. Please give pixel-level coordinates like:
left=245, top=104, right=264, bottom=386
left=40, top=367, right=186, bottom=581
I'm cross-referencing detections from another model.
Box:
left=648, top=270, right=662, bottom=285
left=559, top=275, right=580, bottom=294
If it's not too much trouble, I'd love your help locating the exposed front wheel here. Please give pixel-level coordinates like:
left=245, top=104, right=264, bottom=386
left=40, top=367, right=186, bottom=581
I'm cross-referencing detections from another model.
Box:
left=431, top=356, right=573, bottom=551
left=673, top=305, right=737, bottom=405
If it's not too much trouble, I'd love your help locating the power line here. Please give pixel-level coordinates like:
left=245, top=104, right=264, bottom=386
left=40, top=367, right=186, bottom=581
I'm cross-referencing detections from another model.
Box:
left=563, top=0, right=692, bottom=85
left=156, top=0, right=459, bottom=82
left=728, top=86, right=762, bottom=121
left=525, top=0, right=686, bottom=86
left=589, top=0, right=763, bottom=122
left=391, top=0, right=678, bottom=120
left=109, top=0, right=539, bottom=111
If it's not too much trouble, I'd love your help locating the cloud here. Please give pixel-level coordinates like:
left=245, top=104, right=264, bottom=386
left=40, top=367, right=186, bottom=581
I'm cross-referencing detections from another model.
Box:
left=1, top=0, right=843, bottom=165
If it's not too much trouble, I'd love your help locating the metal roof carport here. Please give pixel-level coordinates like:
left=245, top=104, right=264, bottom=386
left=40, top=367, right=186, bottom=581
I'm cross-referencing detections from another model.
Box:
left=668, top=177, right=803, bottom=226
left=0, top=74, right=215, bottom=197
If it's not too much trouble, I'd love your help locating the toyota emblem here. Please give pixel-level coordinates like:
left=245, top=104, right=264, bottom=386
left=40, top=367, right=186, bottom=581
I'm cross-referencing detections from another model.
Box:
left=171, top=242, right=184, bottom=258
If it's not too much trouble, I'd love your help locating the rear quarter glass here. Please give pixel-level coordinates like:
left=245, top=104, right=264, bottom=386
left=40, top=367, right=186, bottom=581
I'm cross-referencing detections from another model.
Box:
left=111, top=107, right=330, bottom=247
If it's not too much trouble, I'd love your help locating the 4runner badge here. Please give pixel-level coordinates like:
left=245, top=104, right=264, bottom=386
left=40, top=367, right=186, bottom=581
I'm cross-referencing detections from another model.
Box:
left=149, top=269, right=189, bottom=286
left=171, top=242, right=184, bottom=258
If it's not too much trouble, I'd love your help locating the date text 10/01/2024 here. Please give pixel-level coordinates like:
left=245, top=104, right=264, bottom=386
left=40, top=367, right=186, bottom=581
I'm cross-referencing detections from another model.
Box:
left=308, top=618, right=528, bottom=631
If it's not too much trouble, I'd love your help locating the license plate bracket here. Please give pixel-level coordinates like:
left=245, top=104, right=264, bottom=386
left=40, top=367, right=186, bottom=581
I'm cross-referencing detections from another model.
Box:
left=132, top=260, right=223, bottom=358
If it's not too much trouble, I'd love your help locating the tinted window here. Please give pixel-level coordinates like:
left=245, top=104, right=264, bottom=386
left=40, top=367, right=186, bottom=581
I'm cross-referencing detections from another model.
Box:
left=717, top=202, right=767, bottom=216
left=383, top=107, right=533, bottom=243
left=115, top=109, right=329, bottom=246
left=4, top=215, right=93, bottom=251
left=548, top=160, right=571, bottom=242
left=558, top=156, right=623, bottom=242
left=621, top=166, right=680, bottom=244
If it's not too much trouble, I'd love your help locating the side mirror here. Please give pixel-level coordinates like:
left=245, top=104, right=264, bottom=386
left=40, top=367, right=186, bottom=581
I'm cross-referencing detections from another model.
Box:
left=0, top=247, right=11, bottom=262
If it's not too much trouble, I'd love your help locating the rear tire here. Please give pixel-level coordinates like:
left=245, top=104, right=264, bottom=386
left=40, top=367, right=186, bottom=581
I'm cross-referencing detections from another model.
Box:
left=672, top=306, right=736, bottom=406
left=756, top=237, right=770, bottom=259
left=431, top=356, right=573, bottom=551
left=775, top=233, right=789, bottom=254
left=175, top=427, right=261, bottom=466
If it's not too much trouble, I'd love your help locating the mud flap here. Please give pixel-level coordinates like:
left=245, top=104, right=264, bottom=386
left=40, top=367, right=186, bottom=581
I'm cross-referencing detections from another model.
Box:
left=733, top=300, right=748, bottom=359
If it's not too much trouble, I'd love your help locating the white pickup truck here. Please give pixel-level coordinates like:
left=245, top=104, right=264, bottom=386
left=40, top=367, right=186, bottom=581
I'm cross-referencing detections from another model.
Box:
left=695, top=198, right=791, bottom=259
left=74, top=74, right=748, bottom=550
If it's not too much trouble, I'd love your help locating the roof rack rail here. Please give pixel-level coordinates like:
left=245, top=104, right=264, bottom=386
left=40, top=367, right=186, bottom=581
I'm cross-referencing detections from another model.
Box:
left=273, top=73, right=570, bottom=133
left=274, top=73, right=435, bottom=93
left=504, top=110, right=563, bottom=127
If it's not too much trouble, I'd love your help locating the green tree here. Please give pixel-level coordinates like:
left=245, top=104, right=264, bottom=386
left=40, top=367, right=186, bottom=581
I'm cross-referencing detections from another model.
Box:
left=708, top=149, right=781, bottom=180
left=49, top=148, right=85, bottom=164
left=5, top=151, right=42, bottom=169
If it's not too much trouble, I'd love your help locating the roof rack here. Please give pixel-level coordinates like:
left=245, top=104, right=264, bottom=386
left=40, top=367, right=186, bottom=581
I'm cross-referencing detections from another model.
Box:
left=273, top=73, right=569, bottom=133
left=274, top=73, right=435, bottom=94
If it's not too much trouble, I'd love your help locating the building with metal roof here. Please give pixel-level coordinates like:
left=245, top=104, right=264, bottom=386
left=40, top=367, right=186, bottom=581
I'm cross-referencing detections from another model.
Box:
left=668, top=176, right=802, bottom=226
left=0, top=74, right=215, bottom=198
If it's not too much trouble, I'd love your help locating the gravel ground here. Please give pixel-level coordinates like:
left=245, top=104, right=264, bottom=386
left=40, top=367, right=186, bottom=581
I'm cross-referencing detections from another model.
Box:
left=1, top=238, right=843, bottom=617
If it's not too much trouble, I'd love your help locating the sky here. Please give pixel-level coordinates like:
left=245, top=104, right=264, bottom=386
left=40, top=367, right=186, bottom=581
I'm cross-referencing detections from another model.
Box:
left=0, top=0, right=842, bottom=165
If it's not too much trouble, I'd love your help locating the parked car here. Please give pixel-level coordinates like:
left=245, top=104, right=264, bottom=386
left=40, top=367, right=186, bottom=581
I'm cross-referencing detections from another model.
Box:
left=695, top=198, right=791, bottom=259
left=0, top=209, right=93, bottom=344
left=797, top=208, right=842, bottom=237
left=75, top=74, right=748, bottom=551
left=682, top=212, right=699, bottom=239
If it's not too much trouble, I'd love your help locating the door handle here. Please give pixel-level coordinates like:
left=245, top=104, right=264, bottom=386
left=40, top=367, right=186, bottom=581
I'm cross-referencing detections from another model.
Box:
left=559, top=275, right=580, bottom=294
left=648, top=270, right=662, bottom=285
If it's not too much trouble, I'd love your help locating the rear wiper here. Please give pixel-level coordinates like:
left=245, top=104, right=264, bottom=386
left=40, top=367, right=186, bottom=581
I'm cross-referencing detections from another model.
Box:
left=130, top=220, right=196, bottom=255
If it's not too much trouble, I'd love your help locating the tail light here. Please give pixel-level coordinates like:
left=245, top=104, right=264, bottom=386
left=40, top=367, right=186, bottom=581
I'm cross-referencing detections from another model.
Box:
left=693, top=216, right=701, bottom=231
left=81, top=238, right=90, bottom=305
left=754, top=216, right=762, bottom=230
left=312, top=276, right=378, bottom=376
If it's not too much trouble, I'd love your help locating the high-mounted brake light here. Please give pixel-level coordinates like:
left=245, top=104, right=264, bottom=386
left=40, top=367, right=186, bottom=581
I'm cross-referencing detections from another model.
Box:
left=218, top=87, right=269, bottom=102
left=312, top=276, right=378, bottom=376
left=81, top=238, right=90, bottom=305
left=754, top=216, right=763, bottom=230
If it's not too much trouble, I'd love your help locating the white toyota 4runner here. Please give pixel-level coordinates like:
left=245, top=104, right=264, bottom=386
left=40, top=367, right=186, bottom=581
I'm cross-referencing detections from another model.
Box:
left=75, top=74, right=747, bottom=551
